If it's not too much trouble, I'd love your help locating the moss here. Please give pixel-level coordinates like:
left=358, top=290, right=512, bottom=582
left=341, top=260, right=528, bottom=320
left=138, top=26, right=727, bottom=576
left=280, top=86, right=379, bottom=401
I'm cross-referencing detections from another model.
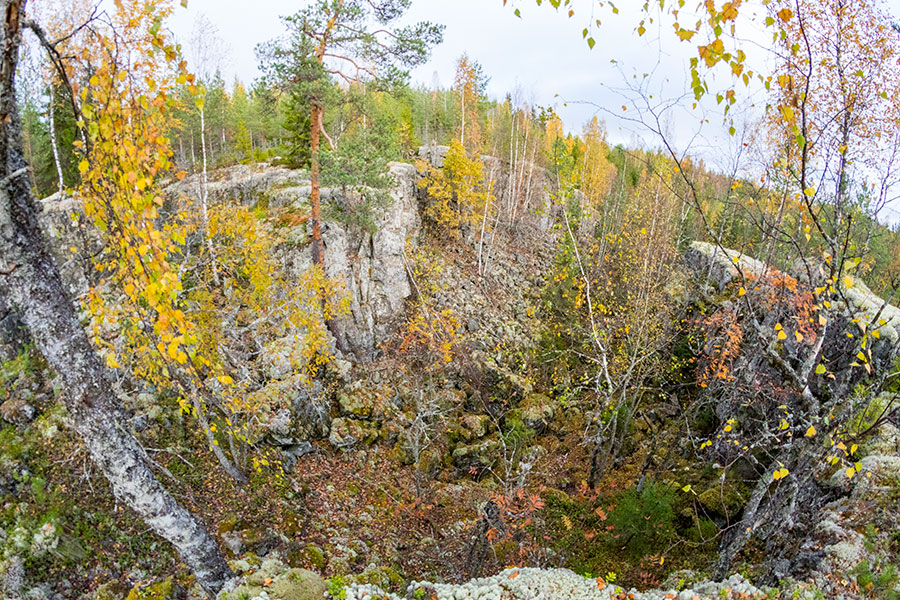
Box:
left=304, top=544, right=327, bottom=570
left=90, top=581, right=127, bottom=600
left=350, top=565, right=406, bottom=592
left=684, top=517, right=719, bottom=544
left=283, top=512, right=304, bottom=536
left=218, top=513, right=242, bottom=535
left=224, top=584, right=264, bottom=600
left=697, top=482, right=746, bottom=516
left=124, top=577, right=175, bottom=600
left=327, top=576, right=348, bottom=600
left=0, top=425, right=27, bottom=460
left=270, top=568, right=329, bottom=600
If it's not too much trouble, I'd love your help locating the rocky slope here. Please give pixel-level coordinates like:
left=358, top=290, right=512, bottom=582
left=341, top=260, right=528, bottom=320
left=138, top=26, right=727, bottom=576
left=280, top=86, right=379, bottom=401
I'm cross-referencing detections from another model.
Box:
left=5, top=158, right=900, bottom=600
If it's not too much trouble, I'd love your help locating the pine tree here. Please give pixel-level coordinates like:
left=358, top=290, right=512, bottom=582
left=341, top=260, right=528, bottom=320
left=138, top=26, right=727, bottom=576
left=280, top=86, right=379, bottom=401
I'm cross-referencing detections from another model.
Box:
left=259, top=0, right=443, bottom=268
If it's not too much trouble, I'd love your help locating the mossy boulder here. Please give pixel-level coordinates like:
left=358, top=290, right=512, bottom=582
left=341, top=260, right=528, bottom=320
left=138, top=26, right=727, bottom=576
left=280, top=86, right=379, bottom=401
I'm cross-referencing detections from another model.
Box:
left=218, top=513, right=242, bottom=535
left=863, top=422, right=900, bottom=456
left=329, top=417, right=380, bottom=448
left=261, top=334, right=316, bottom=381
left=379, top=418, right=405, bottom=445
left=0, top=396, right=35, bottom=425
left=348, top=564, right=406, bottom=592
left=519, top=393, right=556, bottom=432
left=450, top=414, right=491, bottom=442
left=225, top=557, right=328, bottom=600
left=452, top=436, right=500, bottom=472
left=124, top=578, right=178, bottom=600
left=270, top=568, right=328, bottom=600
left=90, top=582, right=127, bottom=600
left=697, top=483, right=745, bottom=516
left=244, top=375, right=330, bottom=443
left=475, top=354, right=533, bottom=403
left=304, top=544, right=327, bottom=570
left=338, top=384, right=398, bottom=421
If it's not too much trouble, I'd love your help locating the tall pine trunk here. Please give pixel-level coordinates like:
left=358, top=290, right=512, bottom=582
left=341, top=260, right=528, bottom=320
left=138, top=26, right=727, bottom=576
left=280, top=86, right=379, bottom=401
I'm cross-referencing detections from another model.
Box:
left=309, top=102, right=323, bottom=266
left=0, top=2, right=232, bottom=595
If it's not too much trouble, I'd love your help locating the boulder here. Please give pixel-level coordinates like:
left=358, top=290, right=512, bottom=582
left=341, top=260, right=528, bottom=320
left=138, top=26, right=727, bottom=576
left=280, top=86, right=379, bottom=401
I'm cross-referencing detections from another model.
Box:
left=863, top=422, right=900, bottom=456
left=329, top=417, right=379, bottom=449
left=223, top=557, right=328, bottom=600
left=261, top=332, right=316, bottom=381
left=452, top=414, right=491, bottom=442
left=0, top=397, right=35, bottom=425
left=683, top=241, right=767, bottom=291
left=337, top=385, right=398, bottom=421
left=0, top=557, right=23, bottom=600
left=519, top=393, right=556, bottom=432
left=857, top=455, right=900, bottom=485
left=451, top=437, right=500, bottom=472
left=697, top=483, right=745, bottom=516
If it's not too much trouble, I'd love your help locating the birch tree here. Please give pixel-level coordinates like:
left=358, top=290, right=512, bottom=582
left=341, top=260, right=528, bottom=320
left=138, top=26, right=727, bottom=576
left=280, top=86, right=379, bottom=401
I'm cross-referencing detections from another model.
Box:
left=1, top=0, right=232, bottom=595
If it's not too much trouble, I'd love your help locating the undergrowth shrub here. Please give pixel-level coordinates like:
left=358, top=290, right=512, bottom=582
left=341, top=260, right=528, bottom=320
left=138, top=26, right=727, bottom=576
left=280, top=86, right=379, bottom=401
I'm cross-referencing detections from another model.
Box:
left=608, top=482, right=678, bottom=557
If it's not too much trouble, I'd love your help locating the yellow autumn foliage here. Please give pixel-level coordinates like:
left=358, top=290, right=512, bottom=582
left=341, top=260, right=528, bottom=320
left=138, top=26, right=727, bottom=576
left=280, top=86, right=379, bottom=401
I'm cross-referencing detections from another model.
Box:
left=418, top=139, right=495, bottom=236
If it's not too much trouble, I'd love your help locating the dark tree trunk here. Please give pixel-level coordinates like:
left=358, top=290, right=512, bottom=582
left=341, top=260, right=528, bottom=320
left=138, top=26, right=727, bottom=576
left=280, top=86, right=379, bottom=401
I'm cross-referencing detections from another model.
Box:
left=0, top=1, right=232, bottom=595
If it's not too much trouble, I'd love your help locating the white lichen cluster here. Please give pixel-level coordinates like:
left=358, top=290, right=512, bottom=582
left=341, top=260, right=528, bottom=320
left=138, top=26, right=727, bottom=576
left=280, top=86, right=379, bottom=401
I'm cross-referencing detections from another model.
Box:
left=334, top=567, right=767, bottom=600
left=1, top=520, right=59, bottom=560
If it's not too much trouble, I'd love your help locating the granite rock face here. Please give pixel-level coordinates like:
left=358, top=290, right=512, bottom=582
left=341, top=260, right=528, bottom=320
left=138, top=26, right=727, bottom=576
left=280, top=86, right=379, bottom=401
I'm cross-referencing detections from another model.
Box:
left=683, top=240, right=900, bottom=372
left=682, top=241, right=767, bottom=291
left=331, top=162, right=421, bottom=359
left=0, top=295, right=27, bottom=362
left=166, top=162, right=311, bottom=208
left=167, top=161, right=422, bottom=360
left=273, top=161, right=422, bottom=360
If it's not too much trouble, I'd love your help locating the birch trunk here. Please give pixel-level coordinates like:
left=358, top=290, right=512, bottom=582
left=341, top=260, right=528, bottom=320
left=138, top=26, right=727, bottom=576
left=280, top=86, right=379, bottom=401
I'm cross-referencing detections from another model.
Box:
left=48, top=83, right=64, bottom=196
left=199, top=103, right=219, bottom=284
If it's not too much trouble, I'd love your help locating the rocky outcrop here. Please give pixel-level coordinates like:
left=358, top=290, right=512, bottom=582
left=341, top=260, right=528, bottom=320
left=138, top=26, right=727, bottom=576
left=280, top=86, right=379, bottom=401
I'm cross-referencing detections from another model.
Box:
left=684, top=239, right=900, bottom=367
left=270, top=161, right=421, bottom=360
left=682, top=241, right=767, bottom=290
left=38, top=192, right=100, bottom=299
left=326, top=162, right=421, bottom=359
left=167, top=161, right=421, bottom=360
left=14, top=147, right=550, bottom=363
left=166, top=162, right=310, bottom=208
